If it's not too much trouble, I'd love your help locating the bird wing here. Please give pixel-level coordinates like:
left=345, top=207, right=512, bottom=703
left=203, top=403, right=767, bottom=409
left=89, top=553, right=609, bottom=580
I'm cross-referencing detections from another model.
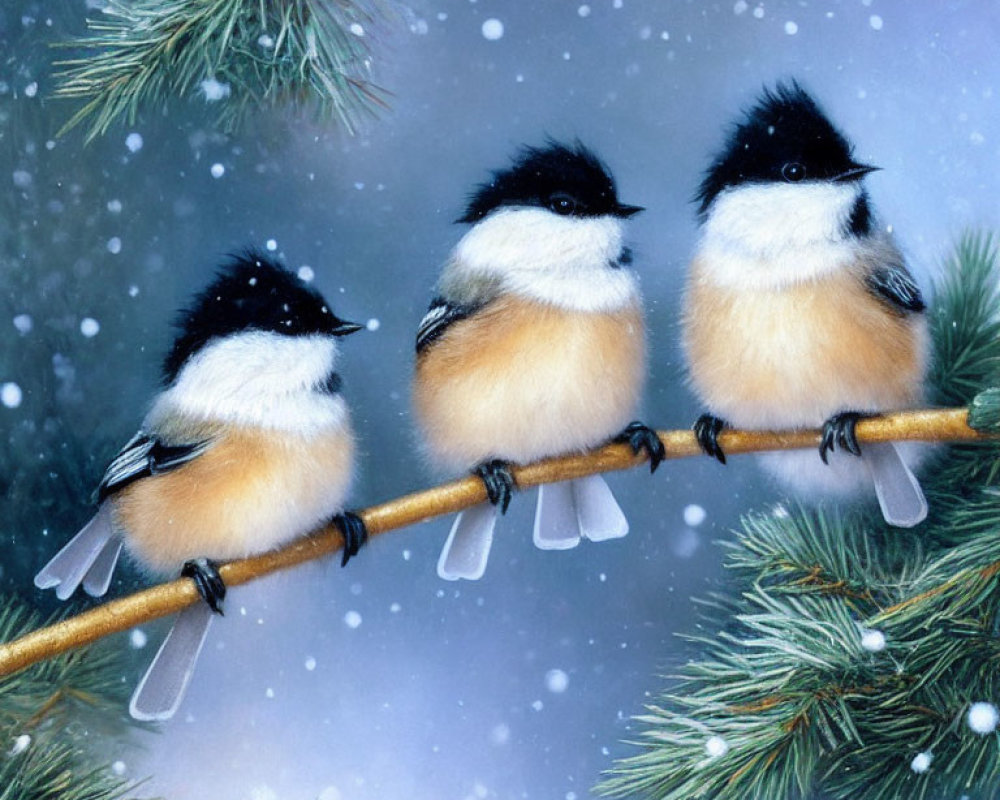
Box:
left=864, top=261, right=926, bottom=314
left=96, top=431, right=212, bottom=502
left=415, top=296, right=484, bottom=354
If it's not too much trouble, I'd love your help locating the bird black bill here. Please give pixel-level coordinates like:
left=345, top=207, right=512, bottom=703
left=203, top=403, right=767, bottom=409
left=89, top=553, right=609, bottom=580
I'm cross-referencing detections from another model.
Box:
left=615, top=203, right=644, bottom=218
left=331, top=320, right=365, bottom=336
left=835, top=164, right=880, bottom=182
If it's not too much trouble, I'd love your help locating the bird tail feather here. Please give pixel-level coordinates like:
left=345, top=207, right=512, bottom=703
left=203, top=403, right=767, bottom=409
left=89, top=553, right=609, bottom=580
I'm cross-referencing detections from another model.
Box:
left=130, top=602, right=214, bottom=721
left=34, top=504, right=120, bottom=600
left=864, top=442, right=928, bottom=528
left=437, top=502, right=499, bottom=581
left=533, top=475, right=629, bottom=550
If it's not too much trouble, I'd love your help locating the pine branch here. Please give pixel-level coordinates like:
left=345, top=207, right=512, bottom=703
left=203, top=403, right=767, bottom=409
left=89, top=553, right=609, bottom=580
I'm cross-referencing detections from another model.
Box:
left=0, top=596, right=144, bottom=800
left=0, top=407, right=991, bottom=683
left=52, top=0, right=392, bottom=142
left=598, top=232, right=1000, bottom=800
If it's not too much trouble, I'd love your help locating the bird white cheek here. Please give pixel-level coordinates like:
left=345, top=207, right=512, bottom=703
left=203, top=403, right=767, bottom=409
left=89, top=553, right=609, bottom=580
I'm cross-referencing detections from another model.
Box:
left=697, top=182, right=861, bottom=289
left=449, top=207, right=639, bottom=312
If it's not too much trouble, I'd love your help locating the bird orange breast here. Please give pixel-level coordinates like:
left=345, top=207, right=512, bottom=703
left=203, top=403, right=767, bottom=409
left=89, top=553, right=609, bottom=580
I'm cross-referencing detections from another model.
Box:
left=413, top=295, right=645, bottom=471
left=683, top=260, right=927, bottom=429
left=112, top=425, right=354, bottom=573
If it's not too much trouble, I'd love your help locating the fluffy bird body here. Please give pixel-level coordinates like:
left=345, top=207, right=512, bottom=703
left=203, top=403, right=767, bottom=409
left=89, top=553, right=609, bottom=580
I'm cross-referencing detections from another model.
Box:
left=414, top=142, right=661, bottom=580
left=114, top=334, right=355, bottom=573
left=683, top=83, right=928, bottom=522
left=35, top=253, right=363, bottom=719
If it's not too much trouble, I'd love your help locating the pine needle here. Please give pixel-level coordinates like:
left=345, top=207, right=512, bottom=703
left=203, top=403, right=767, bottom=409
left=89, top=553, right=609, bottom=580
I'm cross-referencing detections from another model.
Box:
left=52, top=0, right=393, bottom=142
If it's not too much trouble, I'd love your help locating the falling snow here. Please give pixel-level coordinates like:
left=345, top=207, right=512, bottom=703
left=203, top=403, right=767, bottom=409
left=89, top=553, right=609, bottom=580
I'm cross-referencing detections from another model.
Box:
left=80, top=318, right=100, bottom=337
left=1, top=383, right=22, bottom=409
left=130, top=629, right=148, bottom=649
left=910, top=751, right=932, bottom=773
left=705, top=735, right=729, bottom=758
left=199, top=78, right=231, bottom=101
left=9, top=734, right=31, bottom=756
left=297, top=266, right=315, bottom=282
left=967, top=702, right=999, bottom=735
left=860, top=629, right=886, bottom=652
left=482, top=18, right=504, bottom=40
left=13, top=314, right=32, bottom=334
left=344, top=610, right=362, bottom=629
left=210, top=163, right=225, bottom=178
left=107, top=237, right=122, bottom=254
left=683, top=504, right=706, bottom=527
left=545, top=669, right=569, bottom=693
left=125, top=132, right=143, bottom=153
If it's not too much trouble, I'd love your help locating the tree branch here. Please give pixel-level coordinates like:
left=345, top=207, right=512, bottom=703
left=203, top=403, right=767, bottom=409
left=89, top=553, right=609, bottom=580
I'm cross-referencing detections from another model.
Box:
left=0, top=407, right=989, bottom=679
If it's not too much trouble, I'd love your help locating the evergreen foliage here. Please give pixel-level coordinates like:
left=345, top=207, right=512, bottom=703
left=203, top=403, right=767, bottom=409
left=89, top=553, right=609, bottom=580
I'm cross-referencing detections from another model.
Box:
left=52, top=0, right=392, bottom=142
left=0, top=596, right=146, bottom=800
left=599, top=233, right=1000, bottom=800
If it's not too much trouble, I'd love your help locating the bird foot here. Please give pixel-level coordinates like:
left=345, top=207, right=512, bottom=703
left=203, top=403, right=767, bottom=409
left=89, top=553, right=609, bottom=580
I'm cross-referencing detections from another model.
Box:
left=819, top=411, right=865, bottom=463
left=181, top=558, right=226, bottom=616
left=333, top=511, right=368, bottom=567
left=474, top=460, right=516, bottom=514
left=693, top=414, right=728, bottom=465
left=616, top=420, right=666, bottom=473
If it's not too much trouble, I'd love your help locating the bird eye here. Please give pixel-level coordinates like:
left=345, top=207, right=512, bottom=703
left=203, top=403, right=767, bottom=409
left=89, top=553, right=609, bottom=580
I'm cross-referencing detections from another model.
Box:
left=547, top=192, right=581, bottom=216
left=781, top=162, right=806, bottom=182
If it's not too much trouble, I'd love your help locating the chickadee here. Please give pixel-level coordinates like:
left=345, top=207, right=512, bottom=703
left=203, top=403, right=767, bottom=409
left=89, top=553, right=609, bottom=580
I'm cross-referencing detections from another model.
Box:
left=413, top=140, right=664, bottom=581
left=34, top=251, right=366, bottom=719
left=683, top=82, right=928, bottom=526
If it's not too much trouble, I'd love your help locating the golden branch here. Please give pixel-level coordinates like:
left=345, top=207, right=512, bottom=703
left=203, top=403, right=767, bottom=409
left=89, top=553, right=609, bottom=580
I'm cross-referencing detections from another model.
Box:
left=0, top=407, right=989, bottom=679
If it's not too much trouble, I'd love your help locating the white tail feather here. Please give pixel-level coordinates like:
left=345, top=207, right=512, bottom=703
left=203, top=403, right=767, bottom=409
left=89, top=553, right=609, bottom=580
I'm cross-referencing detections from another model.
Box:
left=573, top=474, right=629, bottom=542
left=864, top=442, right=928, bottom=528
left=534, top=476, right=629, bottom=550
left=437, top=502, right=499, bottom=581
left=34, top=505, right=117, bottom=600
left=533, top=482, right=581, bottom=550
left=130, top=603, right=214, bottom=721
left=82, top=538, right=124, bottom=597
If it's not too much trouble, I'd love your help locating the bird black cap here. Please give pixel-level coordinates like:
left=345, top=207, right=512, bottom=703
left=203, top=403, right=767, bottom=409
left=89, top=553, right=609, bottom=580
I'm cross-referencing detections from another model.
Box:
left=163, top=250, right=362, bottom=383
left=696, top=81, right=877, bottom=217
left=458, top=140, right=643, bottom=224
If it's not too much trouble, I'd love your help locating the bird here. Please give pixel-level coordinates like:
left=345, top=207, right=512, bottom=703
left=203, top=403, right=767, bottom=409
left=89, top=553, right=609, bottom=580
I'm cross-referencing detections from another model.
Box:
left=412, top=140, right=665, bottom=581
left=682, top=81, right=928, bottom=527
left=34, top=251, right=367, bottom=720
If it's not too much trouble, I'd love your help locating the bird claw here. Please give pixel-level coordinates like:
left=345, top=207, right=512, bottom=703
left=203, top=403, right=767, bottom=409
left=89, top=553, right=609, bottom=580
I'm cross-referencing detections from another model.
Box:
left=693, top=414, right=728, bottom=465
left=616, top=420, right=666, bottom=473
left=333, top=511, right=368, bottom=567
left=181, top=558, right=226, bottom=616
left=474, top=460, right=516, bottom=514
left=819, top=411, right=864, bottom=464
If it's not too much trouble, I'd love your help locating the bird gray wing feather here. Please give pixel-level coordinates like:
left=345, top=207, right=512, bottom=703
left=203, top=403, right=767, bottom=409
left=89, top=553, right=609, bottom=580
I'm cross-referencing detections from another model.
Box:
left=415, top=297, right=486, bottom=354
left=864, top=261, right=926, bottom=314
left=97, top=431, right=212, bottom=502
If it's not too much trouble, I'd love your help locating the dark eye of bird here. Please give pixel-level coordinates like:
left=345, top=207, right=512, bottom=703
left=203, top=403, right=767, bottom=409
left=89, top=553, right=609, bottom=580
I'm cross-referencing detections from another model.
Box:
left=781, top=162, right=806, bottom=182
left=547, top=192, right=582, bottom=216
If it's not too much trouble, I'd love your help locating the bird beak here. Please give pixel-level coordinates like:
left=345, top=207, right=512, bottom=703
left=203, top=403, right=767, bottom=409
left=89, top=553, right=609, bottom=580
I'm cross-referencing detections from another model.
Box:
left=331, top=320, right=364, bottom=336
left=615, top=203, right=644, bottom=218
left=835, top=163, right=880, bottom=182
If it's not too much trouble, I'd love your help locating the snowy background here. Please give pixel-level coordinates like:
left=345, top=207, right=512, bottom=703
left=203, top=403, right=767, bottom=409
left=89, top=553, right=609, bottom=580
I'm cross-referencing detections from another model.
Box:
left=2, top=1, right=999, bottom=798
